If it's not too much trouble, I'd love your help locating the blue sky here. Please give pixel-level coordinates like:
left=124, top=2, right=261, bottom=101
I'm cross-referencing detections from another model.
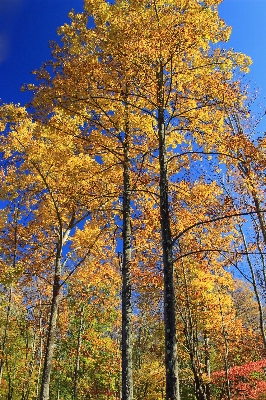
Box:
left=0, top=0, right=265, bottom=110
left=219, top=1, right=266, bottom=101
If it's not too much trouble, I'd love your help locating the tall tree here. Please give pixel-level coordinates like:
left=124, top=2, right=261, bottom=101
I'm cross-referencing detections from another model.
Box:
left=3, top=1, right=252, bottom=399
left=0, top=105, right=117, bottom=399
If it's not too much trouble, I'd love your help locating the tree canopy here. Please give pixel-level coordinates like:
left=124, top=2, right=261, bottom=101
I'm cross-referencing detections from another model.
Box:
left=1, top=1, right=266, bottom=400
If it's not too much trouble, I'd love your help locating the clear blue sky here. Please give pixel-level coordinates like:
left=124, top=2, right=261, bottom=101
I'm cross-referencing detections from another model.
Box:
left=219, top=0, right=266, bottom=100
left=0, top=0, right=265, bottom=108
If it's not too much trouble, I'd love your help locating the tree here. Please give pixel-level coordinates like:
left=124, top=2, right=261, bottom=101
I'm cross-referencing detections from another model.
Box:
left=0, top=105, right=118, bottom=399
left=27, top=2, right=251, bottom=398
left=211, top=111, right=266, bottom=350
left=212, top=359, right=266, bottom=400
left=1, top=1, right=259, bottom=399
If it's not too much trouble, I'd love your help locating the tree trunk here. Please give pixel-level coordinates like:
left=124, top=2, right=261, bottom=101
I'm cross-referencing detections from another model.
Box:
left=237, top=161, right=266, bottom=348
left=218, top=291, right=231, bottom=400
left=238, top=224, right=266, bottom=348
left=35, top=299, right=43, bottom=399
left=121, top=110, right=133, bottom=400
left=1, top=209, right=18, bottom=382
left=204, top=332, right=211, bottom=400
left=73, top=305, right=85, bottom=400
left=157, top=65, right=180, bottom=400
left=252, top=192, right=266, bottom=246
left=39, top=219, right=73, bottom=400
left=0, top=286, right=12, bottom=383
left=39, top=270, right=61, bottom=400
left=181, top=258, right=209, bottom=400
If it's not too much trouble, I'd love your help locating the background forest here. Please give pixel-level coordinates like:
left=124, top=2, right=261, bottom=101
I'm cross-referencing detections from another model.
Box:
left=1, top=0, right=266, bottom=399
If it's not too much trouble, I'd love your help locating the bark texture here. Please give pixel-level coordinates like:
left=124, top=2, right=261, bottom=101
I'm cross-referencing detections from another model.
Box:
left=39, top=270, right=61, bottom=400
left=121, top=119, right=133, bottom=400
left=157, top=66, right=180, bottom=400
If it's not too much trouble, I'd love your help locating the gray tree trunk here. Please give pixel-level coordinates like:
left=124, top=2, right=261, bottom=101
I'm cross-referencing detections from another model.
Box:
left=39, top=269, right=61, bottom=400
left=121, top=114, right=133, bottom=400
left=218, top=292, right=231, bottom=400
left=157, top=65, right=180, bottom=400
left=39, top=209, right=74, bottom=400
left=35, top=299, right=43, bottom=399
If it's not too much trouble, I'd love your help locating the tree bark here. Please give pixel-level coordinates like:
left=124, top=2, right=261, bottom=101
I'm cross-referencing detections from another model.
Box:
left=35, top=299, right=43, bottom=399
left=121, top=109, right=133, bottom=400
left=39, top=262, right=61, bottom=400
left=252, top=192, right=266, bottom=246
left=39, top=210, right=74, bottom=400
left=218, top=291, right=231, bottom=400
left=73, top=305, right=85, bottom=400
left=204, top=332, right=211, bottom=400
left=157, top=65, right=180, bottom=400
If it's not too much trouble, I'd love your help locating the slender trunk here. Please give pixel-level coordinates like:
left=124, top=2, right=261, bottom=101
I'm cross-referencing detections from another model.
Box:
left=225, top=180, right=266, bottom=349
left=218, top=291, right=231, bottom=400
left=39, top=220, right=73, bottom=400
left=223, top=334, right=230, bottom=400
left=5, top=353, right=14, bottom=400
left=251, top=193, right=266, bottom=347
left=252, top=192, right=266, bottom=246
left=57, top=374, right=61, bottom=400
left=121, top=105, right=133, bottom=400
left=238, top=224, right=266, bottom=348
left=23, top=328, right=37, bottom=400
left=189, top=350, right=209, bottom=400
left=39, top=270, right=61, bottom=400
left=73, top=305, right=85, bottom=400
left=21, top=322, right=33, bottom=400
left=1, top=209, right=18, bottom=382
left=181, top=259, right=208, bottom=400
left=256, top=237, right=266, bottom=297
left=157, top=65, right=180, bottom=400
left=36, top=300, right=43, bottom=399
left=0, top=287, right=12, bottom=382
left=204, top=332, right=211, bottom=400
left=238, top=164, right=266, bottom=346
